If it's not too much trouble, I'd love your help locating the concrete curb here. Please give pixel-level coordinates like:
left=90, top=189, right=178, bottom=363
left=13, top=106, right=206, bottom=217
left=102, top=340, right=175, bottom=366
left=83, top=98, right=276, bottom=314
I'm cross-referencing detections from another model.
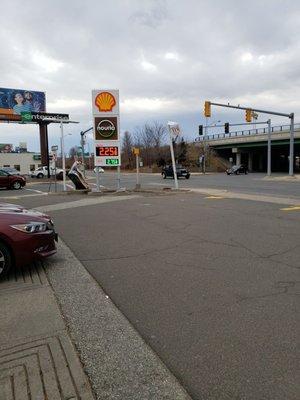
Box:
left=44, top=239, right=192, bottom=400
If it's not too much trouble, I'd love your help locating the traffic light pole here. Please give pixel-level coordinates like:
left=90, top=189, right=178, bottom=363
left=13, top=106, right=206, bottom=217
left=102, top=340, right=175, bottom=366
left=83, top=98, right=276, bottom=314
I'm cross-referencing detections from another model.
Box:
left=267, top=119, right=271, bottom=177
left=204, top=117, right=208, bottom=174
left=289, top=113, right=294, bottom=176
left=208, top=102, right=294, bottom=175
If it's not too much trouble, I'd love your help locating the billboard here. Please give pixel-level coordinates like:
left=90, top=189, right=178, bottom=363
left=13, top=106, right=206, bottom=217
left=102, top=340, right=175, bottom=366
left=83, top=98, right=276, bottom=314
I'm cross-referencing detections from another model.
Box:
left=0, top=144, right=13, bottom=153
left=0, top=87, right=46, bottom=115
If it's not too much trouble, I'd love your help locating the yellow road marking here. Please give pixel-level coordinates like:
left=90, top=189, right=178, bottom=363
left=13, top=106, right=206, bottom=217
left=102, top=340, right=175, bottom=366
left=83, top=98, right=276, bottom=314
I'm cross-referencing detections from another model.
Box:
left=280, top=206, right=300, bottom=211
left=205, top=196, right=224, bottom=199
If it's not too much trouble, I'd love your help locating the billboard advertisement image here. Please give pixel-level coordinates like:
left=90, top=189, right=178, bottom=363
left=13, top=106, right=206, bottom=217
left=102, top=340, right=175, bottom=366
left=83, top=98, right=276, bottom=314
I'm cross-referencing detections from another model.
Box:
left=0, top=87, right=46, bottom=115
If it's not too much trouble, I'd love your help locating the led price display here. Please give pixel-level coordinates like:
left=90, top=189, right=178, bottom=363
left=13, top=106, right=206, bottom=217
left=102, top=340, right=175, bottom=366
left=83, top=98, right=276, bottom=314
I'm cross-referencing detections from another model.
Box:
left=96, top=146, right=119, bottom=157
left=106, top=159, right=119, bottom=165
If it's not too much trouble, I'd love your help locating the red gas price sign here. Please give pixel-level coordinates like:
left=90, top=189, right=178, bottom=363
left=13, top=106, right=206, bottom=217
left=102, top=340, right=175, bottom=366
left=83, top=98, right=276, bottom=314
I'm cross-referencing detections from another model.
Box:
left=95, top=146, right=119, bottom=157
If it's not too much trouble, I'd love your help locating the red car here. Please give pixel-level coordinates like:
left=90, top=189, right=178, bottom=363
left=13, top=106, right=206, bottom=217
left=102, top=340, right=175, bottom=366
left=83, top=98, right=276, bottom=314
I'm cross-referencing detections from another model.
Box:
left=0, top=169, right=26, bottom=190
left=0, top=203, right=57, bottom=276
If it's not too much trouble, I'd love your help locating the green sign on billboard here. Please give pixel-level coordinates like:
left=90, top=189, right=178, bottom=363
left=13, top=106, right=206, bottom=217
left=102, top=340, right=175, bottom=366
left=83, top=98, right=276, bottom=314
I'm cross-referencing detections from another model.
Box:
left=21, top=112, right=32, bottom=122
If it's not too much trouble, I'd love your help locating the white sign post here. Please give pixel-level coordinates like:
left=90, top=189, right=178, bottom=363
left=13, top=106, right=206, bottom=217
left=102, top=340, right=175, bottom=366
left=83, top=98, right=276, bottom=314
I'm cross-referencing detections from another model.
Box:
left=167, top=121, right=181, bottom=190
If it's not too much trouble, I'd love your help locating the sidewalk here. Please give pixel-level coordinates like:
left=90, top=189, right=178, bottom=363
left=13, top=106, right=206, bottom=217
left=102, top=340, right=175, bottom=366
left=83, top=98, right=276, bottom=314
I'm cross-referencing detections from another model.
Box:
left=0, top=240, right=191, bottom=400
left=0, top=261, right=94, bottom=399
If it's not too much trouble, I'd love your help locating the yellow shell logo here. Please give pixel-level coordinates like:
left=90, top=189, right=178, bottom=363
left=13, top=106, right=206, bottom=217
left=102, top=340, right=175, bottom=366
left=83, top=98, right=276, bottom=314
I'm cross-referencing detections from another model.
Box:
left=95, top=92, right=116, bottom=112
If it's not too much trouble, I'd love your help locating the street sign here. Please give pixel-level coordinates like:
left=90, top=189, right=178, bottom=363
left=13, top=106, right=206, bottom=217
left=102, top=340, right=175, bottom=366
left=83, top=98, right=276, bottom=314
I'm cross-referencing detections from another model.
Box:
left=51, top=145, right=59, bottom=151
left=167, top=121, right=181, bottom=138
left=132, top=147, right=140, bottom=156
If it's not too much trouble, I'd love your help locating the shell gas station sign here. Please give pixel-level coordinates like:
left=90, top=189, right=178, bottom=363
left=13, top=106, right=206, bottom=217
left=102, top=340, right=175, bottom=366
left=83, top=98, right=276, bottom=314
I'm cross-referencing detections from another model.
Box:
left=92, top=89, right=121, bottom=167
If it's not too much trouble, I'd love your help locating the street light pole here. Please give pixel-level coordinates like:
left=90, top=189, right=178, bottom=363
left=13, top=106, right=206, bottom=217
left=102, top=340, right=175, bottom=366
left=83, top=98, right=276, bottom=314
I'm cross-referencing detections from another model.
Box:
left=80, top=131, right=86, bottom=177
left=60, top=122, right=66, bottom=191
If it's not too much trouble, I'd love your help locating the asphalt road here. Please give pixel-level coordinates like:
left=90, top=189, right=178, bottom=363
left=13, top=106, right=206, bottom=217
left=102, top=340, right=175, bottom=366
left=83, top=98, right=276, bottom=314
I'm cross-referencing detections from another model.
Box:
left=0, top=172, right=299, bottom=200
left=12, top=188, right=300, bottom=400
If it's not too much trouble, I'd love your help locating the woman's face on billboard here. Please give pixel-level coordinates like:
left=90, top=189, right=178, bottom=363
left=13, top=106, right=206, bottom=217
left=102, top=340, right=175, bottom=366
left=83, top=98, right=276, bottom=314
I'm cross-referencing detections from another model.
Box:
left=14, top=93, right=24, bottom=104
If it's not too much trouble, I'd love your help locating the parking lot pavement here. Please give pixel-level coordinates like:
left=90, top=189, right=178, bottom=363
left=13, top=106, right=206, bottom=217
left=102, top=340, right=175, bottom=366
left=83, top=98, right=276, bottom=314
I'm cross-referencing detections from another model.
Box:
left=1, top=186, right=299, bottom=399
left=43, top=239, right=192, bottom=400
left=0, top=261, right=94, bottom=399
left=43, top=192, right=299, bottom=400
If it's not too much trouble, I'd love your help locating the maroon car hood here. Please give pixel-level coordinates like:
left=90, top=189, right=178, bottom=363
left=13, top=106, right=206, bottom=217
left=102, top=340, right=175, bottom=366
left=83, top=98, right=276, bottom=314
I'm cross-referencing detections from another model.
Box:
left=0, top=203, right=50, bottom=219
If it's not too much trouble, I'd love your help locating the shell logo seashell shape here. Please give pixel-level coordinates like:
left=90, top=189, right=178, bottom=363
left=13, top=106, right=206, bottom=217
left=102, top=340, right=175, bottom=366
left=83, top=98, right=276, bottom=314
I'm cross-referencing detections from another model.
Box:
left=95, top=92, right=116, bottom=112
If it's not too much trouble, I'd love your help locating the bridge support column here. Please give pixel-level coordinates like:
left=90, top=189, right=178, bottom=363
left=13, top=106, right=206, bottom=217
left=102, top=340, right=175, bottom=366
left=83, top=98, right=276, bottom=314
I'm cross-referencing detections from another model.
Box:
left=248, top=152, right=253, bottom=172
left=236, top=152, right=241, bottom=165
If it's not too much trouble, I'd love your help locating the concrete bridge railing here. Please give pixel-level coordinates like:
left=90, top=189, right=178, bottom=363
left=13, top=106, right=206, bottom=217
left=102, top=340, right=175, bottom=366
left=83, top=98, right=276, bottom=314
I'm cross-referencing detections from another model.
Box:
left=195, top=123, right=300, bottom=146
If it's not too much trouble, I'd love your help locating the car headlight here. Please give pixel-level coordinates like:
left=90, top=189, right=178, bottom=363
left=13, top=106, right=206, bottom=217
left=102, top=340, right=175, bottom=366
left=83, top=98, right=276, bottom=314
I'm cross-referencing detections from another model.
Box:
left=11, top=222, right=47, bottom=233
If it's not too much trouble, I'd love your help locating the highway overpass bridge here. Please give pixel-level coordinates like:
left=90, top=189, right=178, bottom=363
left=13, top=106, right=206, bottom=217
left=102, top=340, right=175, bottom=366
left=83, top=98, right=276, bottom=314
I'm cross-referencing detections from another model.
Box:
left=195, top=123, right=300, bottom=173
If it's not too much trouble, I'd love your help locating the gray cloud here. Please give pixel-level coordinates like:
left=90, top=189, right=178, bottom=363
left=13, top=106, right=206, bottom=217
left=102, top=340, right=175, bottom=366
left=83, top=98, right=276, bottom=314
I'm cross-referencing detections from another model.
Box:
left=0, top=0, right=299, bottom=150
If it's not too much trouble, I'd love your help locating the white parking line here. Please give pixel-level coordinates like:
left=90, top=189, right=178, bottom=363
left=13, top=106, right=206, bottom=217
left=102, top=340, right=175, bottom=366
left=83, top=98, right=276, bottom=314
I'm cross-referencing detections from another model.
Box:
left=24, top=188, right=46, bottom=194
left=35, top=195, right=140, bottom=212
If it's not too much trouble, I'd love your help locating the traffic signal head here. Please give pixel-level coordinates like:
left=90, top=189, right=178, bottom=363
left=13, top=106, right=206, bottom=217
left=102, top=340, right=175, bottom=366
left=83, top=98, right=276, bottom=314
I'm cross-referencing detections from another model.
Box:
left=245, top=109, right=252, bottom=123
left=199, top=125, right=203, bottom=135
left=204, top=101, right=211, bottom=117
left=224, top=122, right=229, bottom=133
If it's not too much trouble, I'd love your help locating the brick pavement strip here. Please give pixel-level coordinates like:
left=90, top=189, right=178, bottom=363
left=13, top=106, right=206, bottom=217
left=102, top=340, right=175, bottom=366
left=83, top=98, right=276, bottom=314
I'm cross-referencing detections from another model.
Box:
left=0, top=262, right=94, bottom=399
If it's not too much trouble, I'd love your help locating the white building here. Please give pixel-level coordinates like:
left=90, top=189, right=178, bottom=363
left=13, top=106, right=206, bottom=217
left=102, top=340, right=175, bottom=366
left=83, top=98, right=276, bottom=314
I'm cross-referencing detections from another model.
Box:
left=0, top=153, right=42, bottom=174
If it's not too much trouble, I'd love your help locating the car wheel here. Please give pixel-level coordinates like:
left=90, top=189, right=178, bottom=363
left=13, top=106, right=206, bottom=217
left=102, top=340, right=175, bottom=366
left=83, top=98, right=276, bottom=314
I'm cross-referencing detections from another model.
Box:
left=37, top=173, right=43, bottom=179
left=185, top=174, right=190, bottom=179
left=12, top=181, right=21, bottom=190
left=162, top=173, right=166, bottom=179
left=0, top=242, right=12, bottom=277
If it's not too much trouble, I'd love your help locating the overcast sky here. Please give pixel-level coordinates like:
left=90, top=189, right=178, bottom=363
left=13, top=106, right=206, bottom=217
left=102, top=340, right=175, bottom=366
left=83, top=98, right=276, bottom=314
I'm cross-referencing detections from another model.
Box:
left=0, top=0, right=299, bottom=152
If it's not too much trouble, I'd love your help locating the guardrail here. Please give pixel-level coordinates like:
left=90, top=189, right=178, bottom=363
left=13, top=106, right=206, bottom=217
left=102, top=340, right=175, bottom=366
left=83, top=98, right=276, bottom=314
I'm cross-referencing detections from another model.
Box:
left=195, top=123, right=300, bottom=142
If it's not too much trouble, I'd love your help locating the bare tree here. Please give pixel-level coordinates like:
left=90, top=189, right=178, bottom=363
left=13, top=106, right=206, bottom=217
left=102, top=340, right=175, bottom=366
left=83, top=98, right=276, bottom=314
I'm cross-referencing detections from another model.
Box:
left=152, top=121, right=167, bottom=149
left=122, top=131, right=134, bottom=168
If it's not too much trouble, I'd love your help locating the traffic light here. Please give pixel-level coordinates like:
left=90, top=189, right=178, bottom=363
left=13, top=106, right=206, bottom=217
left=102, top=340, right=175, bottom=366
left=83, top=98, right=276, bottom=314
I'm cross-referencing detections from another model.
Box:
left=245, top=109, right=252, bottom=123
left=199, top=125, right=203, bottom=135
left=224, top=122, right=229, bottom=133
left=204, top=101, right=211, bottom=117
